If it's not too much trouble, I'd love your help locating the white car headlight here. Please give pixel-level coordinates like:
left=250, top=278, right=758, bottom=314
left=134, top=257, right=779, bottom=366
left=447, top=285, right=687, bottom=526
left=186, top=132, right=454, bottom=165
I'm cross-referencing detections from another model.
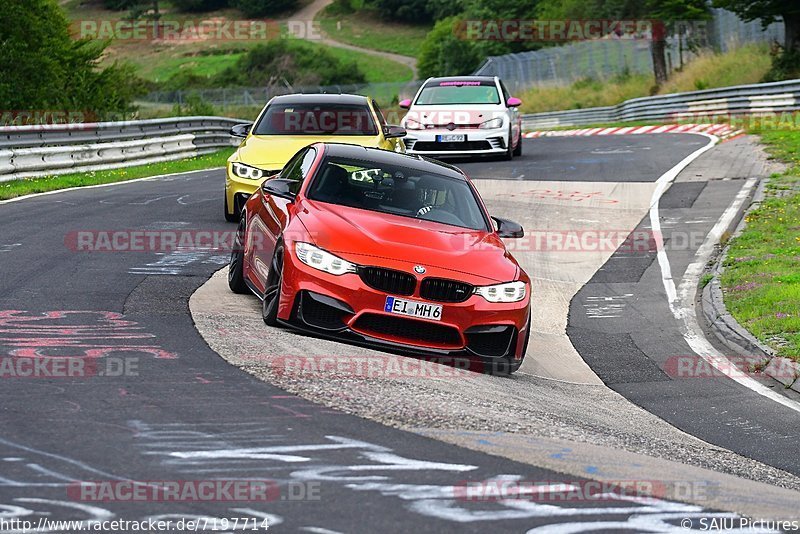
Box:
left=295, top=242, right=357, bottom=276
left=474, top=281, right=526, bottom=303
left=479, top=117, right=504, bottom=129
left=232, top=162, right=266, bottom=180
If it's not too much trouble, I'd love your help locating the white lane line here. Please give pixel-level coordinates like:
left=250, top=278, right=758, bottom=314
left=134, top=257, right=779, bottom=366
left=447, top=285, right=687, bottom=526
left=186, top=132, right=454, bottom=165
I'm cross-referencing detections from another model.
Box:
left=0, top=167, right=224, bottom=205
left=650, top=135, right=800, bottom=413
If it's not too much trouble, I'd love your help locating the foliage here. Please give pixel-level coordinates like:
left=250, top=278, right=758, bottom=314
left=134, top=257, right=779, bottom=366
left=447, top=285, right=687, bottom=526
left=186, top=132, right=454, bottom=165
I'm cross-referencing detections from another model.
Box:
left=229, top=0, right=298, bottom=18
left=417, top=17, right=481, bottom=78
left=214, top=40, right=366, bottom=86
left=0, top=0, right=143, bottom=118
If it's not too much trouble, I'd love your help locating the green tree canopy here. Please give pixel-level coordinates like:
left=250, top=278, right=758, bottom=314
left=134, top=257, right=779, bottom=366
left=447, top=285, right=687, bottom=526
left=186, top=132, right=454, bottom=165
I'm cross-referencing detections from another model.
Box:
left=0, top=0, right=141, bottom=117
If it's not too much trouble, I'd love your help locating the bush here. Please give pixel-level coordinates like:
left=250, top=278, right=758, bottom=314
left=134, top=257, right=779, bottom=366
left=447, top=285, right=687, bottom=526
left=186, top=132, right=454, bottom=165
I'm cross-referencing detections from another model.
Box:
left=170, top=0, right=229, bottom=11
left=762, top=47, right=800, bottom=82
left=172, top=93, right=217, bottom=116
left=417, top=17, right=481, bottom=78
left=0, top=0, right=144, bottom=119
left=212, top=40, right=366, bottom=87
left=229, top=0, right=297, bottom=17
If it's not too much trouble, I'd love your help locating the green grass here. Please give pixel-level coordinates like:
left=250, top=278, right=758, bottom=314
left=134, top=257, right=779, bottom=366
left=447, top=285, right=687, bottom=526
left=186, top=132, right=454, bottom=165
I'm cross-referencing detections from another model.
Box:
left=519, top=44, right=772, bottom=114
left=0, top=149, right=233, bottom=201
left=292, top=39, right=413, bottom=83
left=719, top=129, right=800, bottom=361
left=317, top=7, right=430, bottom=58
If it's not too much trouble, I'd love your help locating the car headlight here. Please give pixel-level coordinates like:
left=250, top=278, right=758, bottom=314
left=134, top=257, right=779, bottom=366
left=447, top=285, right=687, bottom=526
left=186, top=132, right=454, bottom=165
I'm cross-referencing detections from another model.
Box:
left=295, top=242, right=357, bottom=276
left=231, top=162, right=266, bottom=180
left=403, top=118, right=424, bottom=130
left=479, top=117, right=504, bottom=129
left=474, top=281, right=526, bottom=303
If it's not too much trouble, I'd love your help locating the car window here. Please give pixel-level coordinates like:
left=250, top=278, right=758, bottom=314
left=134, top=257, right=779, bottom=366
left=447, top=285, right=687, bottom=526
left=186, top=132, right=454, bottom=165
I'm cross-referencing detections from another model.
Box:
left=278, top=148, right=315, bottom=194
left=415, top=81, right=501, bottom=105
left=372, top=99, right=388, bottom=127
left=253, top=103, right=378, bottom=135
left=499, top=81, right=511, bottom=104
left=306, top=156, right=490, bottom=231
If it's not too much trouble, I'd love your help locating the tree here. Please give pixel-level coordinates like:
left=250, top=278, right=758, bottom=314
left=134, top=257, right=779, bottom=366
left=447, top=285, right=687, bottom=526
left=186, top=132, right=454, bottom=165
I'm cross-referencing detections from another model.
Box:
left=417, top=17, right=481, bottom=78
left=0, top=0, right=141, bottom=118
left=713, top=0, right=800, bottom=53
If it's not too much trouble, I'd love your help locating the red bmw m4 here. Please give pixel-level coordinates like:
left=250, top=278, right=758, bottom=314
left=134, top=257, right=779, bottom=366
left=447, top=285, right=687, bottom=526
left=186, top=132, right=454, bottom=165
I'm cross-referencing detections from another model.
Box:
left=228, top=143, right=531, bottom=374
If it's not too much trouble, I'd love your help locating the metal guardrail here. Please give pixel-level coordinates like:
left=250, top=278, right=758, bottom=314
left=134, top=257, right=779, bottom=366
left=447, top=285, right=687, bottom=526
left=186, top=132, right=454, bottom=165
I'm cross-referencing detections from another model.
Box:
left=0, top=116, right=247, bottom=182
left=522, top=79, right=800, bottom=129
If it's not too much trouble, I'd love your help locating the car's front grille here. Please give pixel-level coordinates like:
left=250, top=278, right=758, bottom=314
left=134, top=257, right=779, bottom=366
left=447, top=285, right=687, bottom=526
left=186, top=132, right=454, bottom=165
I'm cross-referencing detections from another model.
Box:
left=465, top=326, right=516, bottom=357
left=359, top=267, right=416, bottom=296
left=353, top=314, right=462, bottom=347
left=420, top=278, right=473, bottom=303
left=411, top=141, right=493, bottom=152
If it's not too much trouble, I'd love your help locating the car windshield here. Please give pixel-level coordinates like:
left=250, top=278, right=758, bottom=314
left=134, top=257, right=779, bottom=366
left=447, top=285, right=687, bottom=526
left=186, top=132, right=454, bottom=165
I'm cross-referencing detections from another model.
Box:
left=415, top=81, right=501, bottom=105
left=307, top=156, right=490, bottom=231
left=253, top=103, right=378, bottom=135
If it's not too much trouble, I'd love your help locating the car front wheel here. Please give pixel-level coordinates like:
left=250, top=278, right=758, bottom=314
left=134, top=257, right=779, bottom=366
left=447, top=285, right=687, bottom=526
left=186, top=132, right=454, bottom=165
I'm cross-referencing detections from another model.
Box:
left=262, top=243, right=284, bottom=326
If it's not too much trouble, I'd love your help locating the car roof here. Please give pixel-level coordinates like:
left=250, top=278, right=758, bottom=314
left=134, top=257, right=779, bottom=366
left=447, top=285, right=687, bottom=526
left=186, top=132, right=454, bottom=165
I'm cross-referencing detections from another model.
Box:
left=319, top=143, right=467, bottom=180
left=424, top=76, right=498, bottom=85
left=269, top=93, right=370, bottom=106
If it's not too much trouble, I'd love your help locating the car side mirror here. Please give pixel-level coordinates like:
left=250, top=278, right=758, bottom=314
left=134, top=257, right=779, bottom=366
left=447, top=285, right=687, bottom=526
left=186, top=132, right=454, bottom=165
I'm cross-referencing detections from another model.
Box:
left=506, top=97, right=522, bottom=108
left=261, top=178, right=296, bottom=201
left=398, top=99, right=412, bottom=109
left=384, top=125, right=407, bottom=139
left=230, top=123, right=252, bottom=138
left=493, top=217, right=524, bottom=238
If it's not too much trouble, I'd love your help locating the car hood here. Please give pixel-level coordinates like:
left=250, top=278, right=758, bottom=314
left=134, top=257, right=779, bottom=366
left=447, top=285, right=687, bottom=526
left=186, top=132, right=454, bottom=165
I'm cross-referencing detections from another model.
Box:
left=235, top=134, right=384, bottom=169
left=297, top=200, right=519, bottom=284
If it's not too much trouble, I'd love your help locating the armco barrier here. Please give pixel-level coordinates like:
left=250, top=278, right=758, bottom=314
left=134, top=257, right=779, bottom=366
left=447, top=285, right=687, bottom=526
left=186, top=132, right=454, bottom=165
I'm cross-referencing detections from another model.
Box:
left=522, top=79, right=800, bottom=129
left=0, top=116, right=247, bottom=182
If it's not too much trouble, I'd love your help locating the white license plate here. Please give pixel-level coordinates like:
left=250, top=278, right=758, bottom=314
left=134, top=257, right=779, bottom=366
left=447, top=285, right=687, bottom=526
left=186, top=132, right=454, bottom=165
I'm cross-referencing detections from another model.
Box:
left=384, top=296, right=442, bottom=321
left=436, top=134, right=465, bottom=143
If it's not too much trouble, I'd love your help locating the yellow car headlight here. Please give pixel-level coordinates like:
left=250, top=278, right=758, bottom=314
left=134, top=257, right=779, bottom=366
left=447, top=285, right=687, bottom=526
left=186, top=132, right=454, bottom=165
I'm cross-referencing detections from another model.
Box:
left=231, top=162, right=266, bottom=180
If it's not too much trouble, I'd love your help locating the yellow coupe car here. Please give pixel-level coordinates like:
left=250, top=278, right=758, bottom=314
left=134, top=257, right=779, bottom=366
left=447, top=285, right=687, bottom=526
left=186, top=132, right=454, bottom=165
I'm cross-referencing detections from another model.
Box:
left=224, top=93, right=407, bottom=221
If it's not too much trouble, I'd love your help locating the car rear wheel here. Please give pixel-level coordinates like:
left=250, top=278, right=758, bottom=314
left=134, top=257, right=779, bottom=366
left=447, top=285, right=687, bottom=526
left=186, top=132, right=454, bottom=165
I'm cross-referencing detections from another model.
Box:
left=513, top=130, right=523, bottom=156
left=228, top=216, right=249, bottom=294
left=262, top=243, right=284, bottom=326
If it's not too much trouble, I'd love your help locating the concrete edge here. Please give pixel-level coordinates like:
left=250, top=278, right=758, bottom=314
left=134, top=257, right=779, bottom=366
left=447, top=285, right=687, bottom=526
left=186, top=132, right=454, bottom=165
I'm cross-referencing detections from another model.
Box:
left=698, top=176, right=800, bottom=393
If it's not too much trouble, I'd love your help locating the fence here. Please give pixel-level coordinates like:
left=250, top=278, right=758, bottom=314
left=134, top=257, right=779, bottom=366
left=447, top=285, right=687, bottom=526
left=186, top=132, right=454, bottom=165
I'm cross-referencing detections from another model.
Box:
left=474, top=9, right=786, bottom=93
left=141, top=81, right=422, bottom=109
left=521, top=78, right=800, bottom=129
left=0, top=117, right=247, bottom=182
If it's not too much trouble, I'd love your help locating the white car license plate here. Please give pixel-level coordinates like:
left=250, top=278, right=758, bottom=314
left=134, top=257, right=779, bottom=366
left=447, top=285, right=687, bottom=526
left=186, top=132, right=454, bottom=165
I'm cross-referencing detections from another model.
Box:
left=385, top=296, right=442, bottom=321
left=436, top=134, right=465, bottom=143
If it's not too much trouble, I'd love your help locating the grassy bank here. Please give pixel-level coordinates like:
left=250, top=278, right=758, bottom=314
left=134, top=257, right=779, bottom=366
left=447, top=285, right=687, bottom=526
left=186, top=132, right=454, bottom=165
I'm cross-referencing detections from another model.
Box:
left=0, top=149, right=233, bottom=201
left=720, top=129, right=800, bottom=361
left=518, top=44, right=772, bottom=114
left=317, top=7, right=430, bottom=58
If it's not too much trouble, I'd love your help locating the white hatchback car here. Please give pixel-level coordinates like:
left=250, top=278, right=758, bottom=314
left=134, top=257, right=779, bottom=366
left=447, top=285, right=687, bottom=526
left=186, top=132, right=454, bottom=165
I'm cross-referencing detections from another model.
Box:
left=400, top=76, right=523, bottom=160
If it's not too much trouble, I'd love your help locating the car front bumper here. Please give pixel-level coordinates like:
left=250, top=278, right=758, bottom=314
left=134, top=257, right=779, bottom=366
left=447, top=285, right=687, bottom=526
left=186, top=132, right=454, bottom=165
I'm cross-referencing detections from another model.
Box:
left=403, top=127, right=509, bottom=156
left=276, top=248, right=530, bottom=366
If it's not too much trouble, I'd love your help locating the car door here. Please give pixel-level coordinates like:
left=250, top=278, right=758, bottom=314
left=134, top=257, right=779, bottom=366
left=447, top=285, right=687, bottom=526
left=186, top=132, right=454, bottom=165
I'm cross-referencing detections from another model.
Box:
left=249, top=147, right=315, bottom=291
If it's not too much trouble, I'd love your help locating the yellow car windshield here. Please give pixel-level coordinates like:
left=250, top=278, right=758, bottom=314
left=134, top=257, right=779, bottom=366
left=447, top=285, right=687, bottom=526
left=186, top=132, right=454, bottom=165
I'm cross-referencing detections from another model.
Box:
left=253, top=104, right=378, bottom=136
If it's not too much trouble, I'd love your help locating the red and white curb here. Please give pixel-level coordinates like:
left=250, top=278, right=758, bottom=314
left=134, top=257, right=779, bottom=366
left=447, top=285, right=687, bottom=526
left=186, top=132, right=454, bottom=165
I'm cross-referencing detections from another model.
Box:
left=523, top=123, right=744, bottom=141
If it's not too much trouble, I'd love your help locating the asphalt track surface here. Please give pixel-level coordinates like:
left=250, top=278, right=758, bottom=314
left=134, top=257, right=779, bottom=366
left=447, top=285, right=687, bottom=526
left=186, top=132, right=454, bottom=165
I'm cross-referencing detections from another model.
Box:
left=0, top=135, right=792, bottom=531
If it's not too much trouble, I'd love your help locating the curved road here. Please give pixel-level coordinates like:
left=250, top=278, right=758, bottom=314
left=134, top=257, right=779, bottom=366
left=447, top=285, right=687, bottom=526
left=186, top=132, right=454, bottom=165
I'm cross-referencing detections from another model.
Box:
left=0, top=135, right=797, bottom=531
